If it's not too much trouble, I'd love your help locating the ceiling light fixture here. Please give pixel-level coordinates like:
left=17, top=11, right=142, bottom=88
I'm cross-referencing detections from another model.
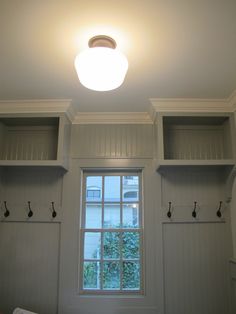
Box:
left=74, top=35, right=128, bottom=91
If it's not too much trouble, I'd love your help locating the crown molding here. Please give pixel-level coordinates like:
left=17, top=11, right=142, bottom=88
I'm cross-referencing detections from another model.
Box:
left=149, top=98, right=233, bottom=113
left=150, top=90, right=236, bottom=114
left=73, top=112, right=153, bottom=124
left=0, top=99, right=75, bottom=121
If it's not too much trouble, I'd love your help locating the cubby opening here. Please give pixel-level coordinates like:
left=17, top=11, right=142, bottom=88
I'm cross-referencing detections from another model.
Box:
left=163, top=116, right=233, bottom=160
left=0, top=117, right=59, bottom=161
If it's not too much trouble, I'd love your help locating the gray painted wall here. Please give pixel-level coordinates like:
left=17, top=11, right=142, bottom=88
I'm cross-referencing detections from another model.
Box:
left=0, top=123, right=234, bottom=314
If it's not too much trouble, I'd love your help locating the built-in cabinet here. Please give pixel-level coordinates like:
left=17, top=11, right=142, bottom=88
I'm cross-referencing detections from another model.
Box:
left=157, top=113, right=236, bottom=167
left=155, top=112, right=236, bottom=314
left=0, top=110, right=71, bottom=313
left=0, top=114, right=71, bottom=170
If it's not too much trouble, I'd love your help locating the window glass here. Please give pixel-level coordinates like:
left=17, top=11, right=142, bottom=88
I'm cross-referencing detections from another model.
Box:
left=103, top=262, right=120, bottom=290
left=83, top=261, right=100, bottom=289
left=103, top=232, right=120, bottom=259
left=81, top=172, right=142, bottom=293
left=122, top=261, right=140, bottom=290
left=122, top=204, right=139, bottom=228
left=122, top=176, right=139, bottom=202
left=84, top=232, right=101, bottom=259
left=122, top=232, right=140, bottom=259
left=86, top=176, right=102, bottom=202
left=85, top=204, right=102, bottom=228
left=104, top=176, right=120, bottom=202
left=104, top=204, right=120, bottom=228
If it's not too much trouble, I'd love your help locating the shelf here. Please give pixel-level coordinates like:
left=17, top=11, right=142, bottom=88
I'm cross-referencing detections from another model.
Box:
left=0, top=115, right=71, bottom=170
left=0, top=160, right=66, bottom=167
left=157, top=159, right=235, bottom=169
left=156, top=113, right=236, bottom=167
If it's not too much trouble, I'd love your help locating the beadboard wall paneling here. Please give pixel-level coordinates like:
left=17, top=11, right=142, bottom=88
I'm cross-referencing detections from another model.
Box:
left=0, top=167, right=64, bottom=222
left=71, top=124, right=154, bottom=158
left=163, top=222, right=231, bottom=314
left=161, top=167, right=226, bottom=221
left=161, top=167, right=225, bottom=206
left=0, top=222, right=60, bottom=314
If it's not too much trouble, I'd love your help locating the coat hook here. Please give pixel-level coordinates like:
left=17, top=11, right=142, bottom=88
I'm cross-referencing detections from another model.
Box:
left=4, top=201, right=10, bottom=218
left=27, top=201, right=33, bottom=218
left=167, top=202, right=172, bottom=218
left=216, top=201, right=223, bottom=218
left=192, top=201, right=197, bottom=218
left=51, top=202, right=57, bottom=218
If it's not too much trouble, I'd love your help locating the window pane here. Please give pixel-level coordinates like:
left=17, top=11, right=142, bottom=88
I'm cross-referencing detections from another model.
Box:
left=85, top=204, right=102, bottom=228
left=82, top=172, right=142, bottom=293
left=122, top=232, right=140, bottom=259
left=103, top=232, right=120, bottom=259
left=123, top=204, right=139, bottom=228
left=122, top=261, right=140, bottom=290
left=104, top=176, right=120, bottom=202
left=84, top=232, right=101, bottom=259
left=122, top=176, right=139, bottom=202
left=86, top=176, right=102, bottom=202
left=104, top=204, right=120, bottom=228
left=103, top=261, right=120, bottom=290
left=83, top=261, right=100, bottom=289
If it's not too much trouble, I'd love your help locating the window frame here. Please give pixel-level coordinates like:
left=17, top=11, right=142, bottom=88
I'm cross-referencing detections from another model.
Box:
left=79, top=170, right=144, bottom=295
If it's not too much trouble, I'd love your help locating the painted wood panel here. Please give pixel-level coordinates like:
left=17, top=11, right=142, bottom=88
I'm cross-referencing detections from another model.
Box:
left=163, top=222, right=231, bottom=314
left=160, top=167, right=226, bottom=221
left=0, top=167, right=64, bottom=222
left=0, top=222, right=60, bottom=314
left=71, top=124, right=154, bottom=158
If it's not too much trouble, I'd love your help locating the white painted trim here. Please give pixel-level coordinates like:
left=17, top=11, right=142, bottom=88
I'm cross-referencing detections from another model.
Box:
left=150, top=89, right=236, bottom=114
left=73, top=112, right=153, bottom=124
left=0, top=89, right=236, bottom=125
left=0, top=99, right=75, bottom=121
left=150, top=98, right=233, bottom=113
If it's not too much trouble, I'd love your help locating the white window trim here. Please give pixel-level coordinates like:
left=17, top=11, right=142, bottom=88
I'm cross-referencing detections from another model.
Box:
left=78, top=170, right=144, bottom=295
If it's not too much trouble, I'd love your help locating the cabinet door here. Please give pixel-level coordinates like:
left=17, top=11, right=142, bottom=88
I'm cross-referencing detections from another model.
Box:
left=0, top=222, right=60, bottom=314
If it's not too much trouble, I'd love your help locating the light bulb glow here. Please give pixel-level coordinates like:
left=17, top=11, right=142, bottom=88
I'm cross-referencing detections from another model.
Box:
left=75, top=47, right=128, bottom=91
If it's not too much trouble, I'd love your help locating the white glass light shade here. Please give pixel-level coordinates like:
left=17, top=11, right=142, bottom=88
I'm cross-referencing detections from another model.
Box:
left=74, top=47, right=128, bottom=91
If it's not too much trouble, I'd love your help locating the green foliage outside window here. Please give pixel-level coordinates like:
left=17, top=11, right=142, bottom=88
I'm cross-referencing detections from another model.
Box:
left=83, top=231, right=140, bottom=290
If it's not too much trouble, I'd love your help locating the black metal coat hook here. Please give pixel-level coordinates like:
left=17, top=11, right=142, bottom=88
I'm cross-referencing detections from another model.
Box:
left=51, top=202, right=57, bottom=218
left=167, top=202, right=172, bottom=218
left=4, top=201, right=10, bottom=218
left=216, top=201, right=223, bottom=218
left=27, top=201, right=33, bottom=218
left=192, top=201, right=197, bottom=218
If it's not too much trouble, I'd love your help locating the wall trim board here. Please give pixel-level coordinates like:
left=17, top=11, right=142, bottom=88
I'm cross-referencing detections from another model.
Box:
left=150, top=89, right=236, bottom=114
left=0, top=99, right=75, bottom=121
left=0, top=89, right=235, bottom=125
left=73, top=112, right=153, bottom=124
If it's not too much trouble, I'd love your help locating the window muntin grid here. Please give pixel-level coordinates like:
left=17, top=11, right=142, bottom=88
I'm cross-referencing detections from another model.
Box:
left=80, top=172, right=143, bottom=294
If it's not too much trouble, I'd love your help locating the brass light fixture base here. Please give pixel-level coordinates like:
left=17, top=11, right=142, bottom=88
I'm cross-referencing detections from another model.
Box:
left=88, top=35, right=117, bottom=49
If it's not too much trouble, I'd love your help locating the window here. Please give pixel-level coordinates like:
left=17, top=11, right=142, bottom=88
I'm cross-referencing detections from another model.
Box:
left=80, top=172, right=143, bottom=293
left=124, top=191, right=138, bottom=199
left=87, top=189, right=101, bottom=199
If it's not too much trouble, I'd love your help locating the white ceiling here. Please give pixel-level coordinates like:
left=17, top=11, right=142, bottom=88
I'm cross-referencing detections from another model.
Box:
left=0, top=0, right=236, bottom=112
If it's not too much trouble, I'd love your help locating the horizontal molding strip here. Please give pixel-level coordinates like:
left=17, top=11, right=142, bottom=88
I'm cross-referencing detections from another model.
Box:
left=0, top=89, right=235, bottom=124
left=0, top=99, right=75, bottom=121
left=73, top=112, right=153, bottom=124
left=150, top=89, right=236, bottom=114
